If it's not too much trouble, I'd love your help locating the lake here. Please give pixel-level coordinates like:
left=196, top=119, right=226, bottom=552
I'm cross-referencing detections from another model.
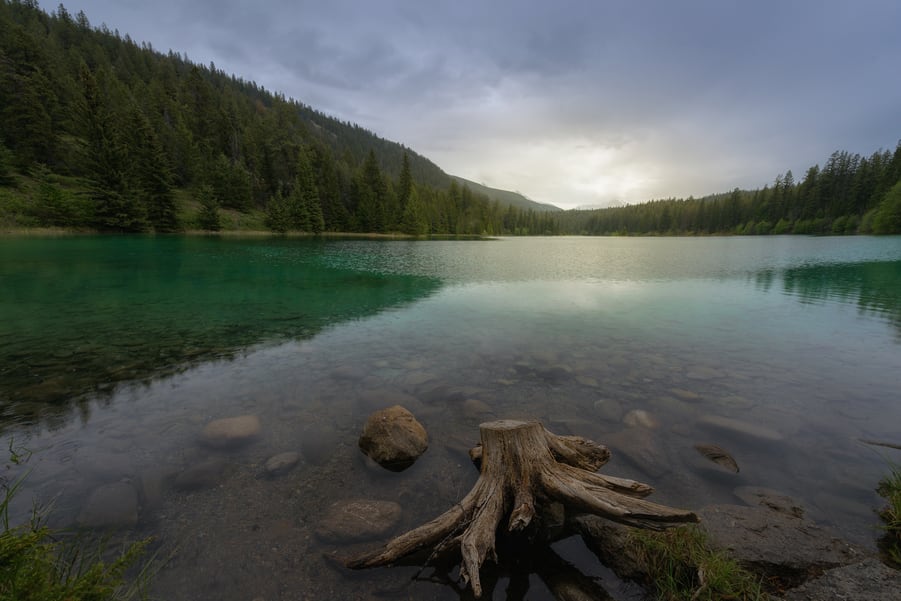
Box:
left=2, top=235, right=901, bottom=600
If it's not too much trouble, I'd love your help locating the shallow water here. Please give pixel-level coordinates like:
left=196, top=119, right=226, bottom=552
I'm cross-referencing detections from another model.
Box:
left=2, top=235, right=901, bottom=600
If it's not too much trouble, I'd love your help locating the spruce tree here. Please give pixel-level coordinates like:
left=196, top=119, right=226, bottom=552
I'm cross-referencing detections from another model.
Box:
left=196, top=185, right=222, bottom=231
left=0, top=142, right=15, bottom=186
left=78, top=63, right=146, bottom=231
left=265, top=188, right=291, bottom=233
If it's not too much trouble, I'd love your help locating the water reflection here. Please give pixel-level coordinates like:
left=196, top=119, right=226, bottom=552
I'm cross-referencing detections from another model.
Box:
left=777, top=260, right=901, bottom=336
left=0, top=236, right=442, bottom=432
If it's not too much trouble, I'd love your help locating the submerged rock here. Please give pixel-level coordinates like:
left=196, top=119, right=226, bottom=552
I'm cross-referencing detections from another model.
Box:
left=201, top=415, right=262, bottom=449
left=358, top=405, right=428, bottom=471
left=264, top=452, right=300, bottom=477
left=174, top=458, right=227, bottom=491
left=462, top=398, right=496, bottom=421
left=698, top=414, right=783, bottom=441
left=622, top=409, right=659, bottom=429
left=315, top=499, right=402, bottom=543
left=593, top=398, right=623, bottom=422
left=78, top=482, right=139, bottom=528
left=693, top=443, right=740, bottom=473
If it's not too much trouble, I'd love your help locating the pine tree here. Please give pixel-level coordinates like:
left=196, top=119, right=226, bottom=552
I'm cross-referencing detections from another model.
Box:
left=127, top=105, right=180, bottom=232
left=265, top=188, right=291, bottom=233
left=295, top=148, right=323, bottom=232
left=0, top=142, right=15, bottom=186
left=873, top=181, right=901, bottom=235
left=400, top=187, right=428, bottom=236
left=196, top=185, right=222, bottom=231
left=78, top=62, right=146, bottom=231
left=355, top=150, right=387, bottom=232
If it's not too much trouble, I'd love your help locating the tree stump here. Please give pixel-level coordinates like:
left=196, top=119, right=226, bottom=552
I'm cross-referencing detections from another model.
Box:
left=343, top=419, right=698, bottom=598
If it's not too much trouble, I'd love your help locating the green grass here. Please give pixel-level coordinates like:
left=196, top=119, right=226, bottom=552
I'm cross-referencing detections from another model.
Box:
left=628, top=525, right=768, bottom=601
left=877, top=464, right=901, bottom=568
left=1, top=441, right=155, bottom=601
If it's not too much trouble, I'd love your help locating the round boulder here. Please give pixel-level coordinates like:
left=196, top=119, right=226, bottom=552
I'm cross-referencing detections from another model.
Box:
left=201, top=415, right=262, bottom=449
left=359, top=405, right=428, bottom=471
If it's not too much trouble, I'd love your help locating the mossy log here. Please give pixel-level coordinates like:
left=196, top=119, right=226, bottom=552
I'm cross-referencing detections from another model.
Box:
left=344, top=419, right=698, bottom=598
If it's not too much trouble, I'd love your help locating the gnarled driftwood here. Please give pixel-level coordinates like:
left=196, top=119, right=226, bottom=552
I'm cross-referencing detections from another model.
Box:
left=343, top=419, right=698, bottom=598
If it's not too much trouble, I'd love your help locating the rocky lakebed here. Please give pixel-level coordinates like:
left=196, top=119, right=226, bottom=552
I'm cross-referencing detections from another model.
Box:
left=63, top=399, right=900, bottom=601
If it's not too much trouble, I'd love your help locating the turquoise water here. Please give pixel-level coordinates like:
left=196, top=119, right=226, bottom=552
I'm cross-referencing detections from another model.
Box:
left=2, top=235, right=901, bottom=600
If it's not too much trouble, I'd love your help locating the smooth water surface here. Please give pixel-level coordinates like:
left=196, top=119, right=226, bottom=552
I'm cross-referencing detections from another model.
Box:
left=2, top=235, right=901, bottom=600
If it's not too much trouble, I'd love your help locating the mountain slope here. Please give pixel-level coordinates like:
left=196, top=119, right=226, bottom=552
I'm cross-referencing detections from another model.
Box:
left=452, top=177, right=561, bottom=212
left=0, top=1, right=560, bottom=235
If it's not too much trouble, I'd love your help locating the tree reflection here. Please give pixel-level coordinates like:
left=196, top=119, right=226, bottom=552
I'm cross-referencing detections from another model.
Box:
left=777, top=260, right=901, bottom=336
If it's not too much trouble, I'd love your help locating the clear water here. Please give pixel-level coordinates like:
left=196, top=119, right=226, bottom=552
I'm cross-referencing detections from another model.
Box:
left=2, top=235, right=901, bottom=600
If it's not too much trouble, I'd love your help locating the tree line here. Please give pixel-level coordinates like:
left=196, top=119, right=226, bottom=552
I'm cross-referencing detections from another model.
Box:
left=560, top=144, right=901, bottom=235
left=0, top=0, right=560, bottom=236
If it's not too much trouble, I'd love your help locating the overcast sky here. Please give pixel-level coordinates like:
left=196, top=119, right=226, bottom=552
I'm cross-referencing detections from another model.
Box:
left=62, top=0, right=901, bottom=209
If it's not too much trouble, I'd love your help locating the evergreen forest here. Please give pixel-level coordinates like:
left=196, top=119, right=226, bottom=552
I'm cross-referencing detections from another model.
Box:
left=1, top=1, right=900, bottom=236
left=0, top=0, right=560, bottom=235
left=559, top=145, right=901, bottom=236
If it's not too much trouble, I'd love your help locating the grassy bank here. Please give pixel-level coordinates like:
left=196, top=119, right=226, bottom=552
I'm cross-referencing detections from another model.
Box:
left=878, top=464, right=901, bottom=568
left=1, top=444, right=153, bottom=601
left=629, top=525, right=768, bottom=600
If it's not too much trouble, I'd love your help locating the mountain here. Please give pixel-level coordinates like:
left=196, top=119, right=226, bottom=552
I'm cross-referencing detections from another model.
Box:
left=451, top=177, right=562, bottom=212
left=0, top=1, right=561, bottom=235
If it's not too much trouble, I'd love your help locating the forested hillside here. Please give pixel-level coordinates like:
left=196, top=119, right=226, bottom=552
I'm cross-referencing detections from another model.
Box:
left=0, top=0, right=560, bottom=235
left=560, top=144, right=901, bottom=235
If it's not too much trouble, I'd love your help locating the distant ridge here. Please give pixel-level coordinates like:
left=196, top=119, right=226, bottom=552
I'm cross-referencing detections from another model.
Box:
left=451, top=176, right=562, bottom=212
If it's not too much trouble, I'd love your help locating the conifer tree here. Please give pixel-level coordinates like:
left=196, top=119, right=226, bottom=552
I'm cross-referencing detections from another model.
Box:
left=0, top=142, right=15, bottom=186
left=127, top=105, right=180, bottom=232
left=196, top=185, right=222, bottom=231
left=78, top=63, right=146, bottom=231
left=265, top=188, right=291, bottom=233
left=400, top=187, right=428, bottom=236
left=295, top=148, right=323, bottom=232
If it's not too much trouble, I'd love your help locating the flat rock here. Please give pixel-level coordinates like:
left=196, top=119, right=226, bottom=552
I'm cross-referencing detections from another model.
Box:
left=264, top=452, right=300, bottom=477
left=201, top=415, right=261, bottom=449
left=358, top=405, right=428, bottom=471
left=733, top=486, right=804, bottom=518
left=77, top=482, right=139, bottom=528
left=669, top=388, right=701, bottom=401
left=622, top=409, right=659, bottom=429
left=779, top=558, right=901, bottom=601
left=698, top=414, right=783, bottom=441
left=315, top=499, right=402, bottom=543
left=699, top=504, right=863, bottom=587
left=685, top=366, right=725, bottom=380
left=174, top=458, right=227, bottom=491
